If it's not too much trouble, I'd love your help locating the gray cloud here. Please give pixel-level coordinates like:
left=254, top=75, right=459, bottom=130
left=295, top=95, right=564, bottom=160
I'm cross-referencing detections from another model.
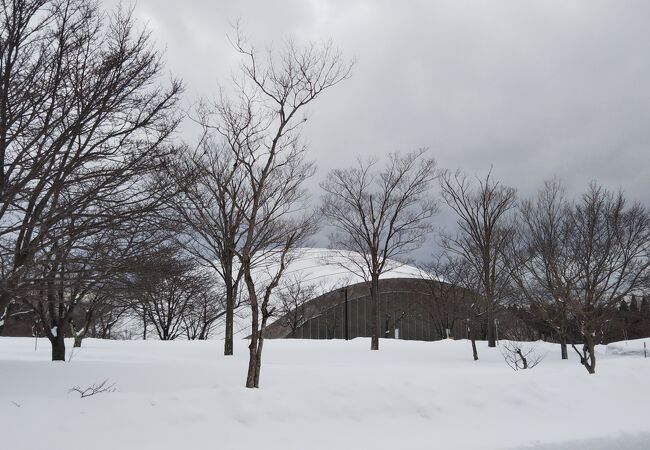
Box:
left=106, top=0, right=650, bottom=259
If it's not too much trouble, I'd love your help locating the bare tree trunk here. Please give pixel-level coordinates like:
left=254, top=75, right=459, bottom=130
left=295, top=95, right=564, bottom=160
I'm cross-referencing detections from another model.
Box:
left=71, top=324, right=83, bottom=348
left=142, top=312, right=147, bottom=340
left=246, top=343, right=260, bottom=388
left=440, top=170, right=516, bottom=350
left=224, top=280, right=234, bottom=356
left=0, top=299, right=11, bottom=336
left=245, top=260, right=260, bottom=388
left=370, top=274, right=380, bottom=350
left=70, top=309, right=93, bottom=348
left=246, top=334, right=263, bottom=388
left=583, top=335, right=596, bottom=374
left=71, top=322, right=86, bottom=348
left=51, top=327, right=66, bottom=361
left=246, top=270, right=274, bottom=388
left=245, top=276, right=284, bottom=387
left=571, top=334, right=597, bottom=374
left=559, top=334, right=568, bottom=360
left=45, top=276, right=68, bottom=361
left=515, top=348, right=528, bottom=369
left=486, top=300, right=496, bottom=348
left=253, top=334, right=265, bottom=387
left=559, top=312, right=568, bottom=360
left=468, top=323, right=479, bottom=361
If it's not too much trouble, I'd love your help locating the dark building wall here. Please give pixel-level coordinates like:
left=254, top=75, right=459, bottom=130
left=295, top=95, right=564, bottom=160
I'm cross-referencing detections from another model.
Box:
left=264, top=277, right=471, bottom=341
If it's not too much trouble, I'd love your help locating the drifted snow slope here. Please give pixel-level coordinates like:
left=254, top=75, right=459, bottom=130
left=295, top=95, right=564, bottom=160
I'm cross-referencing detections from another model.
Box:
left=1, top=337, right=649, bottom=450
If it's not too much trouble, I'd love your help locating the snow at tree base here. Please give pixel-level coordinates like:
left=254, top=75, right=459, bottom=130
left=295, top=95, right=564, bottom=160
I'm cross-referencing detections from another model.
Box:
left=2, top=337, right=649, bottom=450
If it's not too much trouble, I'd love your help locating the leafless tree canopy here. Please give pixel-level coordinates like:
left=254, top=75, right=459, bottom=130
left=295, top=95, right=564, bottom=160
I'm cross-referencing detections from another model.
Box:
left=321, top=149, right=438, bottom=350
left=510, top=178, right=575, bottom=359
left=0, top=0, right=182, bottom=360
left=126, top=244, right=223, bottom=341
left=512, top=180, right=650, bottom=373
left=276, top=275, right=320, bottom=337
left=564, top=185, right=650, bottom=373
left=420, top=255, right=476, bottom=341
left=423, top=254, right=483, bottom=360
left=165, top=129, right=248, bottom=355
left=196, top=28, right=354, bottom=388
left=499, top=340, right=544, bottom=371
left=440, top=169, right=517, bottom=348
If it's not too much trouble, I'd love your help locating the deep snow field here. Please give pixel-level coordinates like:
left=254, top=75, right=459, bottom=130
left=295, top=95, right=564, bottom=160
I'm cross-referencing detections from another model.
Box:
left=1, top=337, right=649, bottom=450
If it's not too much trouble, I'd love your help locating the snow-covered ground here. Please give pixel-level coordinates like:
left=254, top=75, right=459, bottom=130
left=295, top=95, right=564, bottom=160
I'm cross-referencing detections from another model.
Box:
left=1, top=337, right=649, bottom=450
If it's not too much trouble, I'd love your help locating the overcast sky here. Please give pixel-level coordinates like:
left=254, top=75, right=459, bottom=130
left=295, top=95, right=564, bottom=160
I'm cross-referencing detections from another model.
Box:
left=109, top=0, right=650, bottom=259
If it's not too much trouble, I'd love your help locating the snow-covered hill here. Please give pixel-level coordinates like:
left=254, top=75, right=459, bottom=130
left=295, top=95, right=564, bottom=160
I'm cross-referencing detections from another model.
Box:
left=1, top=337, right=649, bottom=450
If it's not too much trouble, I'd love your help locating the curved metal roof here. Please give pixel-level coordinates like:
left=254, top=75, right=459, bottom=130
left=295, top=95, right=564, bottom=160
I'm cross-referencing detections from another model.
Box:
left=224, top=247, right=429, bottom=337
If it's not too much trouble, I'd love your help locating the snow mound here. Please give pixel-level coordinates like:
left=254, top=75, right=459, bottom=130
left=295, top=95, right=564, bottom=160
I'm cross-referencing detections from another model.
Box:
left=606, top=338, right=650, bottom=357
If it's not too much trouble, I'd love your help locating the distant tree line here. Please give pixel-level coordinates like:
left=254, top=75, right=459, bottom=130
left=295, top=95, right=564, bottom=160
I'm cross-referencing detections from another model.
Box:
left=422, top=176, right=650, bottom=374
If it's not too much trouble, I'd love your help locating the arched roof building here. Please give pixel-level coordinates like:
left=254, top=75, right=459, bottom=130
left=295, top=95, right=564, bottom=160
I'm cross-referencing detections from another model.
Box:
left=239, top=248, right=472, bottom=341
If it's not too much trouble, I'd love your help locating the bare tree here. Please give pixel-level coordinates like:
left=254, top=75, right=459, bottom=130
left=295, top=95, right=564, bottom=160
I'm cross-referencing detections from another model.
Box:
left=75, top=268, right=137, bottom=342
left=420, top=256, right=475, bottom=341
left=69, top=379, right=116, bottom=398
left=183, top=289, right=226, bottom=340
left=166, top=114, right=248, bottom=355
left=429, top=254, right=483, bottom=360
left=68, top=292, right=103, bottom=349
left=510, top=178, right=575, bottom=360
left=497, top=312, right=546, bottom=371
left=439, top=169, right=517, bottom=348
left=0, top=0, right=182, bottom=330
left=321, top=149, right=438, bottom=350
left=499, top=339, right=544, bottom=371
left=86, top=298, right=129, bottom=340
left=20, top=212, right=167, bottom=359
left=277, top=275, right=319, bottom=337
left=128, top=244, right=218, bottom=341
left=564, top=184, right=650, bottom=373
left=210, top=28, right=352, bottom=388
left=512, top=181, right=650, bottom=373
